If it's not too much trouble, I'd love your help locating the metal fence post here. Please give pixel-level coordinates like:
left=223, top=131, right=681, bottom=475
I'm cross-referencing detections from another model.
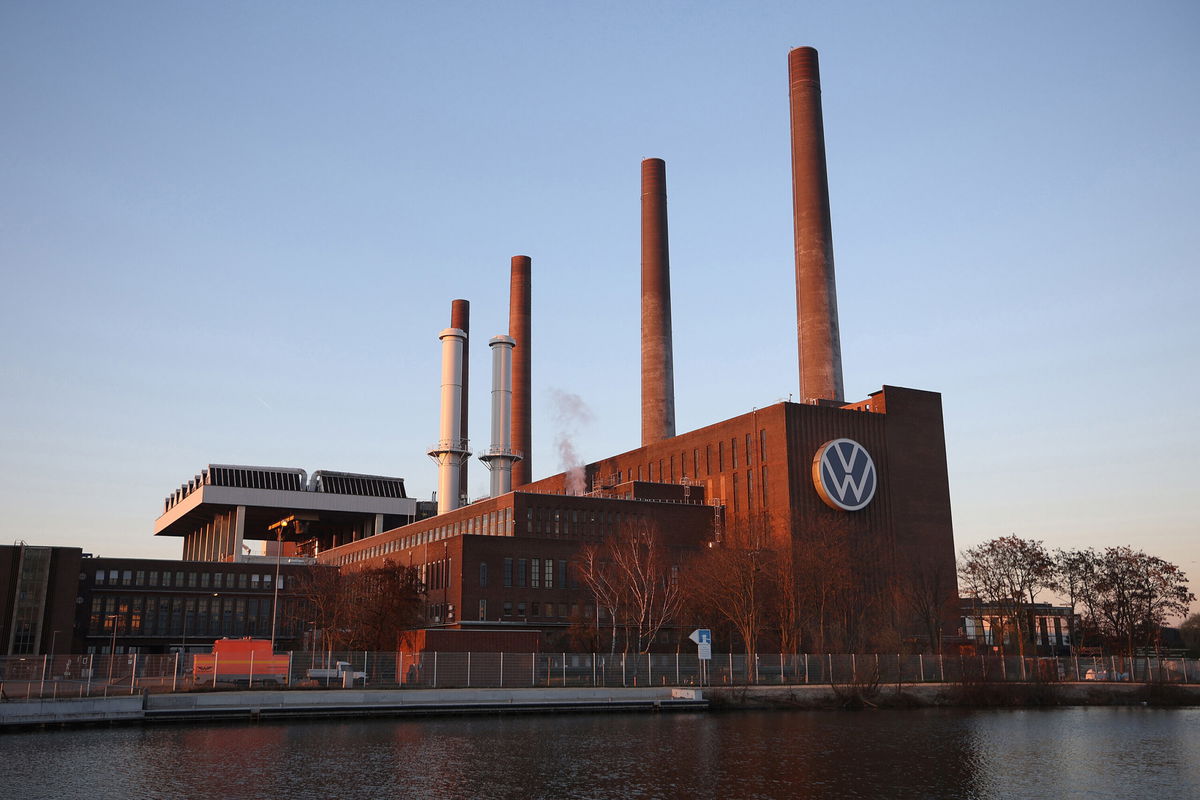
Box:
left=804, top=653, right=809, bottom=684
left=563, top=653, right=567, bottom=686
left=287, top=651, right=293, bottom=686
left=39, top=654, right=47, bottom=698
left=433, top=652, right=438, bottom=688
left=249, top=651, right=255, bottom=688
left=828, top=653, right=833, bottom=684
left=213, top=652, right=219, bottom=688
left=676, top=652, right=680, bottom=686
left=467, top=652, right=472, bottom=688
left=499, top=652, right=504, bottom=688
left=919, top=653, right=924, bottom=682
left=531, top=653, right=535, bottom=687
left=86, top=655, right=93, bottom=696
left=939, top=654, right=945, bottom=682
left=172, top=652, right=179, bottom=692
left=592, top=653, right=596, bottom=687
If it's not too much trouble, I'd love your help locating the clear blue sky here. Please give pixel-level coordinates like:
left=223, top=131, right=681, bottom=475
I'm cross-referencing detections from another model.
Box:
left=2, top=2, right=1197, bottom=607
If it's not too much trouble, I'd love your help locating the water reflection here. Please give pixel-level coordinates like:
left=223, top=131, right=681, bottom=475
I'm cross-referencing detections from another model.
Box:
left=1, top=708, right=1197, bottom=799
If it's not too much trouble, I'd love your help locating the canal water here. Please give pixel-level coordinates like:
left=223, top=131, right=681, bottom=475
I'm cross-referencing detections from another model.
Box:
left=2, top=707, right=1198, bottom=799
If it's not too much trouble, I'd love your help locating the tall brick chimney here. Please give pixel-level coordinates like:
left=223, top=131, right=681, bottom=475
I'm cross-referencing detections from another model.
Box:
left=789, top=46, right=845, bottom=403
left=450, top=299, right=470, bottom=494
left=641, top=157, right=676, bottom=445
left=508, top=255, right=532, bottom=487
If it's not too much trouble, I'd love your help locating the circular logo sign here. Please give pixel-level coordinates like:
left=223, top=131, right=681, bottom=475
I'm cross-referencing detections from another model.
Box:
left=812, top=438, right=877, bottom=511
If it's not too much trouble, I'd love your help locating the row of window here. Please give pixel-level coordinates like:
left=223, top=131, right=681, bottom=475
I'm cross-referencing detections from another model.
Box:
left=495, top=600, right=593, bottom=620
left=333, top=507, right=514, bottom=566
left=487, top=557, right=578, bottom=590
left=87, top=595, right=299, bottom=639
left=617, top=430, right=768, bottom=485
left=94, top=569, right=283, bottom=591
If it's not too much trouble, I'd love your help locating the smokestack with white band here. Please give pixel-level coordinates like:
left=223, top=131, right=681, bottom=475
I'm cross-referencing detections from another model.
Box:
left=479, top=334, right=521, bottom=496
left=428, top=327, right=470, bottom=514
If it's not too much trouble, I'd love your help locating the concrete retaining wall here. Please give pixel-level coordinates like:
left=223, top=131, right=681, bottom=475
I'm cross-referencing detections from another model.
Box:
left=0, top=695, right=144, bottom=727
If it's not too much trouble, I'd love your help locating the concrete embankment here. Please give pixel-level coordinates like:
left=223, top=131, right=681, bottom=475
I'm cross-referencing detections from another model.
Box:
left=1, top=687, right=706, bottom=729
left=705, top=682, right=1200, bottom=709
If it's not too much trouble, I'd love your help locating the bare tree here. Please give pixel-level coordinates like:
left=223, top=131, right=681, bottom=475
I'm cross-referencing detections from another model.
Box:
left=1050, top=547, right=1100, bottom=650
left=686, top=544, right=774, bottom=660
left=1090, top=547, right=1193, bottom=657
left=293, top=560, right=424, bottom=651
left=608, top=520, right=684, bottom=653
left=577, top=542, right=624, bottom=654
left=958, top=535, right=1053, bottom=656
left=900, top=555, right=955, bottom=654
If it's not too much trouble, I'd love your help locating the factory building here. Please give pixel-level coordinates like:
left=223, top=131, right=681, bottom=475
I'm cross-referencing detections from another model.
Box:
left=314, top=46, right=958, bottom=649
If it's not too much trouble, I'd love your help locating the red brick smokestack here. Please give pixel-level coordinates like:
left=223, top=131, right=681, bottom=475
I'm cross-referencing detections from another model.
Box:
left=508, top=255, right=532, bottom=487
left=789, top=46, right=844, bottom=403
left=641, top=157, right=676, bottom=445
left=450, top=298, right=470, bottom=498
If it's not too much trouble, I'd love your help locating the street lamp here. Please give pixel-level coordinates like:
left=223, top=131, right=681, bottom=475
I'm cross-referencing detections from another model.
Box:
left=267, top=516, right=292, bottom=649
left=106, top=614, right=122, bottom=682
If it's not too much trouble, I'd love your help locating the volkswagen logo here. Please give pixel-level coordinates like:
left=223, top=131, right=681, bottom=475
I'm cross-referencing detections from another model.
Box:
left=812, top=438, right=877, bottom=511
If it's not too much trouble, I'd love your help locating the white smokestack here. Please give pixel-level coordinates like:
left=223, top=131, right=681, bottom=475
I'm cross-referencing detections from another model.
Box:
left=428, top=327, right=470, bottom=514
left=480, top=334, right=521, bottom=496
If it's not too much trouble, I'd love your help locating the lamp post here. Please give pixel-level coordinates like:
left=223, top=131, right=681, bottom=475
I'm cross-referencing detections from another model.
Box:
left=106, top=614, right=121, bottom=682
left=267, top=516, right=292, bottom=649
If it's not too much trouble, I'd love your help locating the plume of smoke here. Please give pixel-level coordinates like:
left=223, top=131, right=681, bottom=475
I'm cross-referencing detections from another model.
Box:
left=549, top=389, right=594, bottom=495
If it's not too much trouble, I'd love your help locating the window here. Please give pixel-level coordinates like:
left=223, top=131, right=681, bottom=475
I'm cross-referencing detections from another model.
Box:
left=718, top=442, right=724, bottom=472
left=479, top=561, right=489, bottom=588
left=149, top=571, right=158, bottom=587
left=531, top=558, right=541, bottom=588
left=557, top=560, right=567, bottom=589
left=238, top=574, right=248, bottom=589
left=760, top=429, right=767, bottom=461
left=109, top=569, right=119, bottom=584
left=746, top=433, right=753, bottom=465
left=733, top=473, right=739, bottom=513
left=251, top=574, right=260, bottom=590
left=517, top=559, right=527, bottom=588
left=544, top=559, right=554, bottom=589
left=531, top=602, right=540, bottom=617
left=504, top=558, right=513, bottom=587
left=517, top=602, right=526, bottom=617
left=479, top=599, right=487, bottom=620
left=200, top=572, right=209, bottom=588
left=161, top=571, right=172, bottom=588
left=503, top=601, right=513, bottom=617
left=761, top=465, right=768, bottom=504
left=135, top=571, right=145, bottom=586
left=747, top=470, right=754, bottom=512
left=262, top=574, right=271, bottom=589
left=95, top=569, right=105, bottom=586
left=731, top=438, right=738, bottom=469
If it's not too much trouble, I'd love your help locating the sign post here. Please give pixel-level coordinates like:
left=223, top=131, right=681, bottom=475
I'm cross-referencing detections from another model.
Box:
left=689, top=628, right=712, bottom=687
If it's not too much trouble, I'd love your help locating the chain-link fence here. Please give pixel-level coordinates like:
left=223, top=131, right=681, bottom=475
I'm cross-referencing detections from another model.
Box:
left=1, top=652, right=1196, bottom=700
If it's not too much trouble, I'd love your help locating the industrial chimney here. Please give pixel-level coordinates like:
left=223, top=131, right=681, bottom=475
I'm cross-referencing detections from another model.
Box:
left=479, top=335, right=521, bottom=496
left=428, top=327, right=470, bottom=514
left=509, top=255, right=532, bottom=487
left=450, top=299, right=470, bottom=496
left=641, top=157, right=676, bottom=445
left=789, top=46, right=845, bottom=403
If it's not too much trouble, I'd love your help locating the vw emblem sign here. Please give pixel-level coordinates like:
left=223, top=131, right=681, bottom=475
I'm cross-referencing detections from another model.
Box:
left=812, top=438, right=877, bottom=511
